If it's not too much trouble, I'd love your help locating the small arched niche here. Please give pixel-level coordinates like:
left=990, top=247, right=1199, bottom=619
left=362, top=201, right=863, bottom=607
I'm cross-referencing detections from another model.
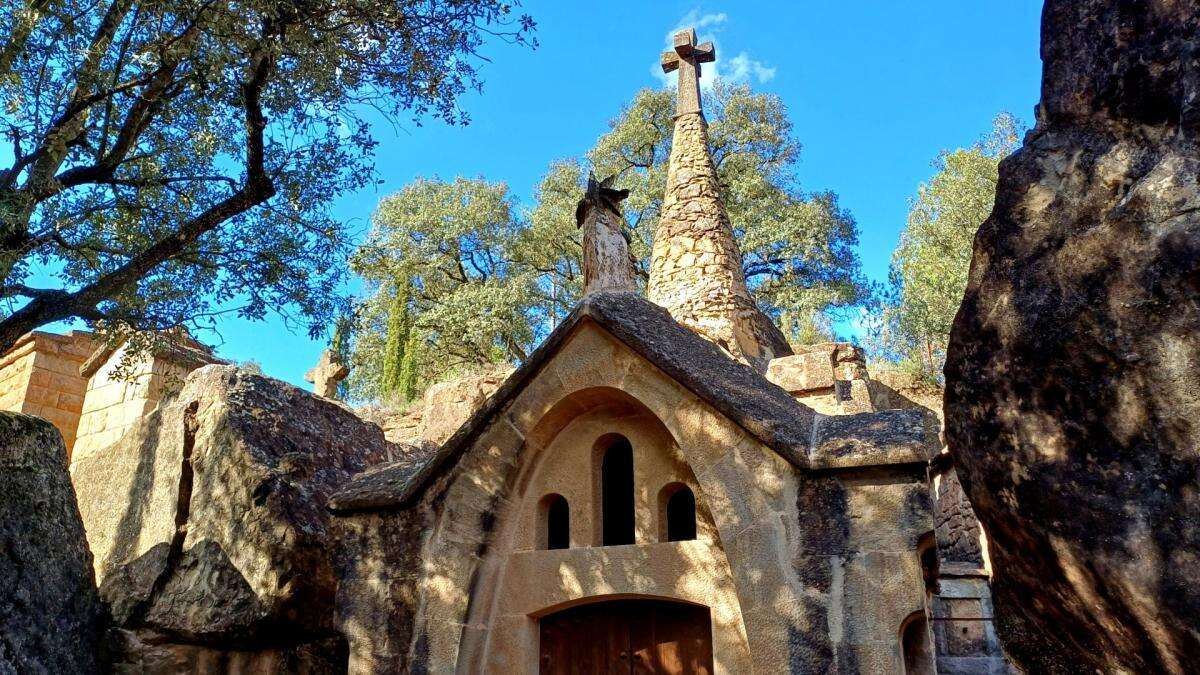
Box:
left=538, top=493, right=570, bottom=550
left=900, top=611, right=935, bottom=675
left=594, top=434, right=635, bottom=546
left=658, top=482, right=697, bottom=542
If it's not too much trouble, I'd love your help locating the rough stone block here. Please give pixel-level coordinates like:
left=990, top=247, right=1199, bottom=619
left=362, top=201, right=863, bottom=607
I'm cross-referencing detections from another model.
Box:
left=0, top=413, right=103, bottom=673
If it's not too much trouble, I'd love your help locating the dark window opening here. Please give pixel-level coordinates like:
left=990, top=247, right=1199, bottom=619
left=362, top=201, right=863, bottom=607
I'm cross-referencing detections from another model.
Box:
left=665, top=486, right=697, bottom=542
left=917, top=532, right=940, bottom=595
left=600, top=437, right=635, bottom=546
left=544, top=494, right=570, bottom=550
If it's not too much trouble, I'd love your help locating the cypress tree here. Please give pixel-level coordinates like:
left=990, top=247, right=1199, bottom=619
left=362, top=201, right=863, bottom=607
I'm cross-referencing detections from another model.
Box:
left=380, top=282, right=412, bottom=399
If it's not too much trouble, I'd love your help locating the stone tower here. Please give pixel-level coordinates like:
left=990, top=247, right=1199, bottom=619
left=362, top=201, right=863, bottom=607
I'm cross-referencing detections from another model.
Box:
left=648, top=28, right=791, bottom=372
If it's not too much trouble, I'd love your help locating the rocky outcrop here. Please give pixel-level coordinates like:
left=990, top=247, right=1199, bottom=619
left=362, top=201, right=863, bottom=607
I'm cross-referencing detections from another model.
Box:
left=944, top=1, right=1200, bottom=672
left=70, top=365, right=398, bottom=671
left=356, top=366, right=512, bottom=448
left=0, top=412, right=103, bottom=674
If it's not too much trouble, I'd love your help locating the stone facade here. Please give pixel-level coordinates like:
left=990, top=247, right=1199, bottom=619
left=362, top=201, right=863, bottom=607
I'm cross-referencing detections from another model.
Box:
left=72, top=338, right=220, bottom=464
left=647, top=111, right=790, bottom=372
left=0, top=330, right=94, bottom=454
left=772, top=346, right=1010, bottom=673
left=328, top=293, right=946, bottom=673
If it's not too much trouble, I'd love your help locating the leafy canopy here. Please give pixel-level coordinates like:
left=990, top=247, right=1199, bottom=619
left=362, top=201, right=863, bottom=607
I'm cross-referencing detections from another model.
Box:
left=868, top=113, right=1022, bottom=379
left=348, top=83, right=867, bottom=401
left=0, top=0, right=534, bottom=352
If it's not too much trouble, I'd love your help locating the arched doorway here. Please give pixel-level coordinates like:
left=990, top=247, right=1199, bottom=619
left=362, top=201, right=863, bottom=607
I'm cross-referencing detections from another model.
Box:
left=539, top=599, right=714, bottom=674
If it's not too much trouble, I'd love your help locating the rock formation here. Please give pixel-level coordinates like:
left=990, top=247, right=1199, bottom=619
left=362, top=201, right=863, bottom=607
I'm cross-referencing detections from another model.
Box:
left=576, top=173, right=638, bottom=295
left=648, top=28, right=791, bottom=372
left=944, top=1, right=1200, bottom=672
left=0, top=412, right=103, bottom=674
left=69, top=365, right=398, bottom=669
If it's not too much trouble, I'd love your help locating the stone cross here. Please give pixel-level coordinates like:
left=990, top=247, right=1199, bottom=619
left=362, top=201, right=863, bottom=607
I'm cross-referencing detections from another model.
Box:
left=305, top=348, right=350, bottom=399
left=661, top=27, right=716, bottom=117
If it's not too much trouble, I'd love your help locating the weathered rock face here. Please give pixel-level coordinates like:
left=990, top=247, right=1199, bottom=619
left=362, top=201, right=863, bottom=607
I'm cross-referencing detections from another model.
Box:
left=416, top=365, right=513, bottom=446
left=0, top=412, right=103, bottom=674
left=70, top=365, right=398, bottom=671
left=944, top=1, right=1200, bottom=672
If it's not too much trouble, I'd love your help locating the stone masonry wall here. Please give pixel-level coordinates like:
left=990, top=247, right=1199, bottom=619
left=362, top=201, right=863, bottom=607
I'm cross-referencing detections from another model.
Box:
left=647, top=112, right=789, bottom=371
left=0, top=331, right=94, bottom=455
left=72, top=345, right=193, bottom=464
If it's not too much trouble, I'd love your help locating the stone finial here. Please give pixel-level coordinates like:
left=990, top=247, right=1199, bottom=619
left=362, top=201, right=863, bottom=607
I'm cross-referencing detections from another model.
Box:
left=661, top=28, right=716, bottom=117
left=576, top=173, right=639, bottom=295
left=648, top=28, right=792, bottom=372
left=305, top=348, right=349, bottom=398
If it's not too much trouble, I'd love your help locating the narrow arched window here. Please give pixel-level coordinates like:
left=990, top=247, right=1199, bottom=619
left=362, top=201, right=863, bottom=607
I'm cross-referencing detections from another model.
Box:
left=599, top=436, right=635, bottom=546
left=540, top=494, right=570, bottom=550
left=660, top=484, right=697, bottom=542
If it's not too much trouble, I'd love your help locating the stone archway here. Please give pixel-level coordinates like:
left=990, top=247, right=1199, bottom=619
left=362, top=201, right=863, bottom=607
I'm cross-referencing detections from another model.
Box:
left=539, top=598, right=713, bottom=674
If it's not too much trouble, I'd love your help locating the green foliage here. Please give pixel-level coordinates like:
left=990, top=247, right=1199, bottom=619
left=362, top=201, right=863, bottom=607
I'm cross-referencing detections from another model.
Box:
left=529, top=83, right=867, bottom=344
left=0, top=0, right=535, bottom=352
left=348, top=178, right=536, bottom=399
left=379, top=283, right=415, bottom=400
left=873, top=113, right=1022, bottom=379
left=347, top=83, right=867, bottom=402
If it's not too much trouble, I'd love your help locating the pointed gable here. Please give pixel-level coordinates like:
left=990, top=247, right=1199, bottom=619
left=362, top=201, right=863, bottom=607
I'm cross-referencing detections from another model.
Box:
left=330, top=292, right=932, bottom=512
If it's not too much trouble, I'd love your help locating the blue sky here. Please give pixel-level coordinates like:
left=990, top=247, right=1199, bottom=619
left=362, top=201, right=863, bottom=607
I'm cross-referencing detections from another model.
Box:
left=181, top=2, right=1045, bottom=388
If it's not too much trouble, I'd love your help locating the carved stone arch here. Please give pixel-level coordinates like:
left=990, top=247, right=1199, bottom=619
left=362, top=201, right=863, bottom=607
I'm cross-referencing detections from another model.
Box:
left=450, top=384, right=752, bottom=673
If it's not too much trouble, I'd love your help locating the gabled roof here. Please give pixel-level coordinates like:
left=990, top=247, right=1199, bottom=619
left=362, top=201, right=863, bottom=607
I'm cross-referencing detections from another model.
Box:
left=329, top=292, right=932, bottom=513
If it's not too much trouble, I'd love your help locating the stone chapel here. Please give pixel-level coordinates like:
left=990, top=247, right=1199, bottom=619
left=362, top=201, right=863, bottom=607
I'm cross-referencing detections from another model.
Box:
left=0, top=26, right=1012, bottom=675
left=324, top=28, right=1008, bottom=674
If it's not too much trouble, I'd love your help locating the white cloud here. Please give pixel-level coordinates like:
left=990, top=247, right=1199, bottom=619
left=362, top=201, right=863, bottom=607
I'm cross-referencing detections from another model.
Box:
left=652, top=10, right=777, bottom=92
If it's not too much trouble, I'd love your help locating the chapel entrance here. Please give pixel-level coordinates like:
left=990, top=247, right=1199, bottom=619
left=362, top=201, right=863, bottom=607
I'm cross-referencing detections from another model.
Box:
left=539, top=599, right=714, bottom=674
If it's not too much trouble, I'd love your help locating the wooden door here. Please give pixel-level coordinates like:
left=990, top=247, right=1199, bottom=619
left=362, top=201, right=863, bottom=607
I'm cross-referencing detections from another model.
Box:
left=539, top=600, right=713, bottom=675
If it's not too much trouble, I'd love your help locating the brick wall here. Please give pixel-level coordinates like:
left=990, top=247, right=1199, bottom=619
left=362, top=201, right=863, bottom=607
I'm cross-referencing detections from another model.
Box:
left=0, top=332, right=94, bottom=455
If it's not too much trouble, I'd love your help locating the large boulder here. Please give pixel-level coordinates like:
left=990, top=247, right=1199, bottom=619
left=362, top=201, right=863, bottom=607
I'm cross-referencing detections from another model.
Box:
left=0, top=412, right=103, bottom=674
left=70, top=365, right=399, bottom=669
left=944, top=1, right=1200, bottom=672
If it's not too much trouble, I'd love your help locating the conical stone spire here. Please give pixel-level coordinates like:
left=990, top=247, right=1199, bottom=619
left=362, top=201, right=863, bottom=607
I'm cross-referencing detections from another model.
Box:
left=648, top=28, right=791, bottom=372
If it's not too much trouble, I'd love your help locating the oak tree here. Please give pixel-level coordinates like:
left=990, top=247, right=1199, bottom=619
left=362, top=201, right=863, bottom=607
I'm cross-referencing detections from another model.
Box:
left=0, top=0, right=534, bottom=351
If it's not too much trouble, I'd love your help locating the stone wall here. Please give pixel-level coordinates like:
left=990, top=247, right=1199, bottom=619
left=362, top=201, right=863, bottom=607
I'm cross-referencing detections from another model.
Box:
left=766, top=342, right=874, bottom=415
left=72, top=344, right=196, bottom=464
left=0, top=331, right=94, bottom=455
left=356, top=365, right=512, bottom=448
